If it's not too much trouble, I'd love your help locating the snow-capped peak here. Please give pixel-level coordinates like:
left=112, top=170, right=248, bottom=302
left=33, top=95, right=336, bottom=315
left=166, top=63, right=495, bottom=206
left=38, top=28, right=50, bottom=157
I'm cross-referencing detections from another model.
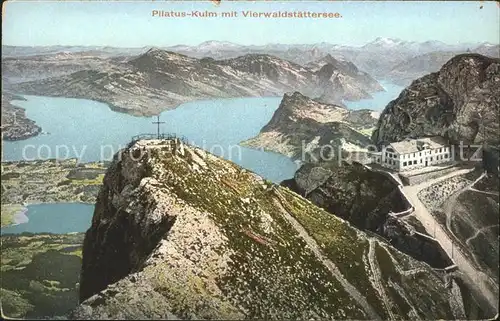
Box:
left=479, top=42, right=496, bottom=47
left=374, top=37, right=400, bottom=45
left=196, top=40, right=241, bottom=51
left=362, top=37, right=411, bottom=49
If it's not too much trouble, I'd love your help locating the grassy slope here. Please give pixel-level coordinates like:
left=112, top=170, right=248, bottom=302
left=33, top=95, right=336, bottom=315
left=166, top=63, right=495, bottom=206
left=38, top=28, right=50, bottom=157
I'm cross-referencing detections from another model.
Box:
left=1, top=233, right=84, bottom=318
left=124, top=144, right=454, bottom=319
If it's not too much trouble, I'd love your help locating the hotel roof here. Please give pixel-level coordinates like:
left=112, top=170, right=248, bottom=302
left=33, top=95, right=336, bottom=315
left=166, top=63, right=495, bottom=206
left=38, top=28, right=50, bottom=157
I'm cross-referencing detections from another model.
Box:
left=388, top=136, right=448, bottom=154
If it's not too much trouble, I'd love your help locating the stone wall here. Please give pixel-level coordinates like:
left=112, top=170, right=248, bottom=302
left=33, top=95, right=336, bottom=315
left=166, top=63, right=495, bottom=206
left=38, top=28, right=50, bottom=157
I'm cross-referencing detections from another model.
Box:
left=400, top=165, right=462, bottom=186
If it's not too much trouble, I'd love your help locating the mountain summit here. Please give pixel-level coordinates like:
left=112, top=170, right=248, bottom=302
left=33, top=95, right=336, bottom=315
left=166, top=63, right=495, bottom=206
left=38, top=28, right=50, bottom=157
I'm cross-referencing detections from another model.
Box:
left=72, top=138, right=460, bottom=319
left=372, top=53, right=500, bottom=146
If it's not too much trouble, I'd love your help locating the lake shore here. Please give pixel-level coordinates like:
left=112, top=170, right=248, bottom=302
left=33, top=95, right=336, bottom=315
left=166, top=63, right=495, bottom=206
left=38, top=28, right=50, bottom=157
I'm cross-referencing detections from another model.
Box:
left=2, top=95, right=297, bottom=182
left=11, top=206, right=29, bottom=225
left=1, top=204, right=28, bottom=228
left=1, top=203, right=94, bottom=235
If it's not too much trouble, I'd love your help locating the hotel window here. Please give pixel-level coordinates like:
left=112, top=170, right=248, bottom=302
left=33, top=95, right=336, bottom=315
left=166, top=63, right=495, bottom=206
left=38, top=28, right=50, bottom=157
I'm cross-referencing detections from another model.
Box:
left=403, top=162, right=407, bottom=166
left=445, top=154, right=448, bottom=158
left=420, top=159, right=422, bottom=163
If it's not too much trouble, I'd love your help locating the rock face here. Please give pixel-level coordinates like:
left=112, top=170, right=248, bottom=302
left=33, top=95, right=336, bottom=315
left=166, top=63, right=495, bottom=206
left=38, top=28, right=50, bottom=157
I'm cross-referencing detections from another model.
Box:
left=1, top=93, right=42, bottom=141
left=306, top=54, right=384, bottom=102
left=8, top=49, right=383, bottom=116
left=282, top=162, right=406, bottom=225
left=241, top=92, right=376, bottom=161
left=74, top=139, right=458, bottom=320
left=281, top=161, right=452, bottom=269
left=372, top=54, right=500, bottom=146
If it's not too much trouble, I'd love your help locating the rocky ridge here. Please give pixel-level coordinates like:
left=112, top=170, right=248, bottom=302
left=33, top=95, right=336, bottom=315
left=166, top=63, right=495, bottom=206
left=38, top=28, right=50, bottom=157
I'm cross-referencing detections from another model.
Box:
left=306, top=54, right=384, bottom=102
left=372, top=54, right=500, bottom=146
left=73, top=139, right=459, bottom=319
left=241, top=92, right=376, bottom=161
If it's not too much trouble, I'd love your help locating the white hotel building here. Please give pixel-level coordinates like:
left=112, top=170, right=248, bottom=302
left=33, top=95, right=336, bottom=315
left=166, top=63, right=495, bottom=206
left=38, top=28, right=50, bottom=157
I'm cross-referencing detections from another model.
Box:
left=372, top=136, right=452, bottom=172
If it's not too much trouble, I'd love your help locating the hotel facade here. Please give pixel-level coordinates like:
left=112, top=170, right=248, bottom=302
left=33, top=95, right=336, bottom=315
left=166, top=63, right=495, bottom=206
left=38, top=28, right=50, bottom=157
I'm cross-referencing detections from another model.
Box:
left=371, top=136, right=452, bottom=172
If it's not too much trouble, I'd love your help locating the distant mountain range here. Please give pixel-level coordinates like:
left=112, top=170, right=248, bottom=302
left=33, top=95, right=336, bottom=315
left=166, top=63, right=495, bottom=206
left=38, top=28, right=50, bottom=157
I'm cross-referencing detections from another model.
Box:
left=6, top=49, right=384, bottom=116
left=4, top=38, right=498, bottom=81
left=4, top=38, right=495, bottom=58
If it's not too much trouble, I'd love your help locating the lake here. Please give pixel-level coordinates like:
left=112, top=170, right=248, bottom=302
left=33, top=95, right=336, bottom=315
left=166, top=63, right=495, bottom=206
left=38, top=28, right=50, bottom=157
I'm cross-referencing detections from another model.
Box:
left=3, top=96, right=299, bottom=183
left=343, top=81, right=404, bottom=110
left=1, top=203, right=94, bottom=235
left=1, top=86, right=403, bottom=235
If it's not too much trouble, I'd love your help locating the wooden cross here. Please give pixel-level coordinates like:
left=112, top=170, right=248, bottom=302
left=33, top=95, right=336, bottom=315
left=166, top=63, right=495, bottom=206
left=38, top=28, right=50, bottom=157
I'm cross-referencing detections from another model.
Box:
left=152, top=115, right=165, bottom=139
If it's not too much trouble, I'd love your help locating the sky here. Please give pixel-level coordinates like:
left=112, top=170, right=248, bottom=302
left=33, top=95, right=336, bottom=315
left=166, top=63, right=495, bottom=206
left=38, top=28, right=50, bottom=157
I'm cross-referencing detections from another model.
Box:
left=2, top=1, right=499, bottom=47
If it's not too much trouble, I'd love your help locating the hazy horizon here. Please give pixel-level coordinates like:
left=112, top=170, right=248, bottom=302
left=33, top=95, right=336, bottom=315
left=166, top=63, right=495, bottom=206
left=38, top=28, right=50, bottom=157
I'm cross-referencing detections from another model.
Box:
left=2, top=1, right=499, bottom=47
left=2, top=37, right=499, bottom=49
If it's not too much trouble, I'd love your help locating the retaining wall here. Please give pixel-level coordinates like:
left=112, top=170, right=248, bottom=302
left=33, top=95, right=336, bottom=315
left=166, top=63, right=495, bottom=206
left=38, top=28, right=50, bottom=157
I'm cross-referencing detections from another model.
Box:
left=364, top=165, right=414, bottom=217
left=364, top=164, right=458, bottom=271
left=400, top=165, right=461, bottom=186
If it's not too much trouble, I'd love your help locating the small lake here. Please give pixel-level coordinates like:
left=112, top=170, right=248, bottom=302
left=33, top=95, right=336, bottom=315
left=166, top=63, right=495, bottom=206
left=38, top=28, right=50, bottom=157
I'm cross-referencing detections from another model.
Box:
left=1, top=203, right=94, bottom=235
left=3, top=96, right=299, bottom=183
left=343, top=81, right=404, bottom=111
